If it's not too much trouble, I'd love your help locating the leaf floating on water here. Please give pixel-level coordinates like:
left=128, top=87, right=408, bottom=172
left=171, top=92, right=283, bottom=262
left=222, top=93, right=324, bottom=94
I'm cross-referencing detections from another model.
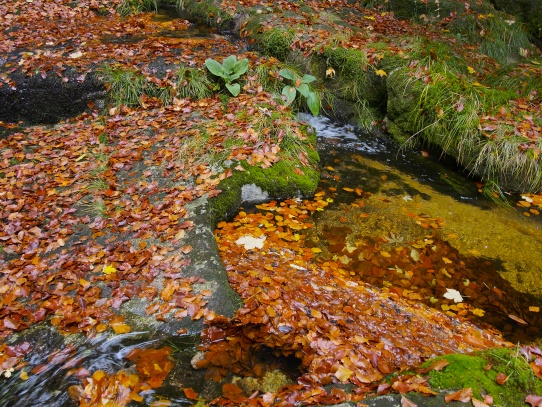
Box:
left=471, top=308, right=485, bottom=317
left=410, top=249, right=420, bottom=262
left=235, top=235, right=266, bottom=250
left=508, top=314, right=528, bottom=325
left=443, top=288, right=463, bottom=303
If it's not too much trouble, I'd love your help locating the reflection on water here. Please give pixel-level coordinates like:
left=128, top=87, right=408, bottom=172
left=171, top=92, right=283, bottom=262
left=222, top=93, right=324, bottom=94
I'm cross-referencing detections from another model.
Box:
left=300, top=114, right=542, bottom=343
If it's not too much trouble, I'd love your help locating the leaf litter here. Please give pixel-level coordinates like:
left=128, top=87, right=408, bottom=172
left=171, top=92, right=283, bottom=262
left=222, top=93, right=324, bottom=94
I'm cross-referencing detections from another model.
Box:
left=201, top=197, right=511, bottom=405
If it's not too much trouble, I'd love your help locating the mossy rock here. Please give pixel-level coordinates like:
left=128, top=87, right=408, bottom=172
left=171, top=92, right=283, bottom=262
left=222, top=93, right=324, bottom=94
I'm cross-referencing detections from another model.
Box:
left=209, top=127, right=319, bottom=224
left=256, top=27, right=296, bottom=61
left=180, top=0, right=234, bottom=31
left=385, top=67, right=423, bottom=140
left=425, top=348, right=542, bottom=407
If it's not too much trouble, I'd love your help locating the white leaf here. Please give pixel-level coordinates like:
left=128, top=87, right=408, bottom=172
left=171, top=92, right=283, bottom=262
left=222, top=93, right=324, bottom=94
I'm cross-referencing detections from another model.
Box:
left=443, top=288, right=463, bottom=303
left=68, top=51, right=83, bottom=59
left=235, top=235, right=266, bottom=250
left=403, top=195, right=413, bottom=202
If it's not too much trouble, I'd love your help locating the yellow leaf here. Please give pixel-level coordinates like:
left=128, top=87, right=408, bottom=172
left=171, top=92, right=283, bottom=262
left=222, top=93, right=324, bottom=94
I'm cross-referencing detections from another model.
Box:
left=343, top=187, right=355, bottom=192
left=334, top=366, right=354, bottom=381
left=529, top=306, right=540, bottom=312
left=311, top=247, right=322, bottom=253
left=442, top=257, right=452, bottom=264
left=375, top=69, right=387, bottom=77
left=363, top=15, right=375, bottom=20
left=326, top=67, right=336, bottom=77
left=20, top=371, right=29, bottom=380
left=112, top=323, right=131, bottom=334
left=92, top=370, right=106, bottom=381
left=294, top=233, right=300, bottom=241
left=103, top=264, right=117, bottom=274
left=467, top=66, right=476, bottom=74
left=471, top=308, right=485, bottom=317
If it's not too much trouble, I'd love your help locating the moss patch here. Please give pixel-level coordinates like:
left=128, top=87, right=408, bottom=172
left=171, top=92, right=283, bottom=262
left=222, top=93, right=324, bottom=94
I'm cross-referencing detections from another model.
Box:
left=425, top=348, right=542, bottom=406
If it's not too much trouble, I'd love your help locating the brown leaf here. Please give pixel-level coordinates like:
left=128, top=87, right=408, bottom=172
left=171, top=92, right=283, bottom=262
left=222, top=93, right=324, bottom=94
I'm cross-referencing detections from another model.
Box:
left=444, top=387, right=473, bottom=403
left=495, top=373, right=508, bottom=385
left=419, top=359, right=449, bottom=373
left=401, top=395, right=417, bottom=407
left=472, top=397, right=490, bottom=407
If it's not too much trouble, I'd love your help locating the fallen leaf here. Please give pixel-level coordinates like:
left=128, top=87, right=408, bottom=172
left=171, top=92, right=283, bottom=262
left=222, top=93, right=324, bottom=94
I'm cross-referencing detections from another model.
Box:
left=443, top=288, right=463, bottom=303
left=445, top=388, right=473, bottom=403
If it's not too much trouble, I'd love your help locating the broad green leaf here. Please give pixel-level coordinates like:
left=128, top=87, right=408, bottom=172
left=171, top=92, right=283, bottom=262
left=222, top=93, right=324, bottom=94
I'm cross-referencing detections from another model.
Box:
left=233, top=58, right=249, bottom=75
left=222, top=55, right=237, bottom=72
left=282, top=86, right=297, bottom=105
left=301, top=74, right=316, bottom=84
left=225, top=83, right=241, bottom=96
left=297, top=83, right=310, bottom=98
left=205, top=59, right=226, bottom=78
left=306, top=91, right=320, bottom=116
left=279, top=68, right=297, bottom=81
left=229, top=73, right=241, bottom=81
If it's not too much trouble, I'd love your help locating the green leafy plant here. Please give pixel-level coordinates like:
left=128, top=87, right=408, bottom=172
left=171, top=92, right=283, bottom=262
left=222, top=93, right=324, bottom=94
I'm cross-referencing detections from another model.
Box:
left=279, top=68, right=320, bottom=116
left=204, top=55, right=249, bottom=96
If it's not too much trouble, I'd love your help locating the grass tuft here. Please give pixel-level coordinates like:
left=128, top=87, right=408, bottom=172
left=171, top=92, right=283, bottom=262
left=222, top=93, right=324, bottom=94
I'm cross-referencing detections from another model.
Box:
left=175, top=66, right=213, bottom=100
left=116, top=0, right=156, bottom=16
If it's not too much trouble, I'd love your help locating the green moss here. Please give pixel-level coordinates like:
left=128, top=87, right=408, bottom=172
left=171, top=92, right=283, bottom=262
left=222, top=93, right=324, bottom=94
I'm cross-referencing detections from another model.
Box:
left=209, top=122, right=319, bottom=224
left=425, top=348, right=542, bottom=407
left=181, top=0, right=234, bottom=30
left=258, top=28, right=296, bottom=61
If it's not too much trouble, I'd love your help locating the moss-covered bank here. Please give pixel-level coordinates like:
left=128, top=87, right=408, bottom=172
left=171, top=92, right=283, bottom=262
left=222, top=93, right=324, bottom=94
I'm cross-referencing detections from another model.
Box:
left=172, top=0, right=542, bottom=194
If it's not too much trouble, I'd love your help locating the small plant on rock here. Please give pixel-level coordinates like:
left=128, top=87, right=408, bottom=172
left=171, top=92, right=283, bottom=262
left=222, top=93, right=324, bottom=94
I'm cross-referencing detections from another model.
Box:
left=205, top=55, right=249, bottom=96
left=279, top=68, right=320, bottom=116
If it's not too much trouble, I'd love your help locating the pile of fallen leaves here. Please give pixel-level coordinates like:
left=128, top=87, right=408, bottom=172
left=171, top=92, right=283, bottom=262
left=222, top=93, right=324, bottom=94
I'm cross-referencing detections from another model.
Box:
left=200, top=196, right=511, bottom=406
left=0, top=78, right=308, bottom=339
left=0, top=341, right=31, bottom=379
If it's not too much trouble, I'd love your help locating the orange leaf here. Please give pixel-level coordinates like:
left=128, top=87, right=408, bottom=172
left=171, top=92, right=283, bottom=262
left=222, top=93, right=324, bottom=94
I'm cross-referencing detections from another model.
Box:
left=183, top=388, right=198, bottom=400
left=496, top=373, right=508, bottom=385
left=444, top=388, right=473, bottom=403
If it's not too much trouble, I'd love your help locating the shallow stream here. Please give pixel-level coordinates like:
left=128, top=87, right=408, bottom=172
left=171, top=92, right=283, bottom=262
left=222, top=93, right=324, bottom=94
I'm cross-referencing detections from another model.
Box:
left=299, top=113, right=542, bottom=343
